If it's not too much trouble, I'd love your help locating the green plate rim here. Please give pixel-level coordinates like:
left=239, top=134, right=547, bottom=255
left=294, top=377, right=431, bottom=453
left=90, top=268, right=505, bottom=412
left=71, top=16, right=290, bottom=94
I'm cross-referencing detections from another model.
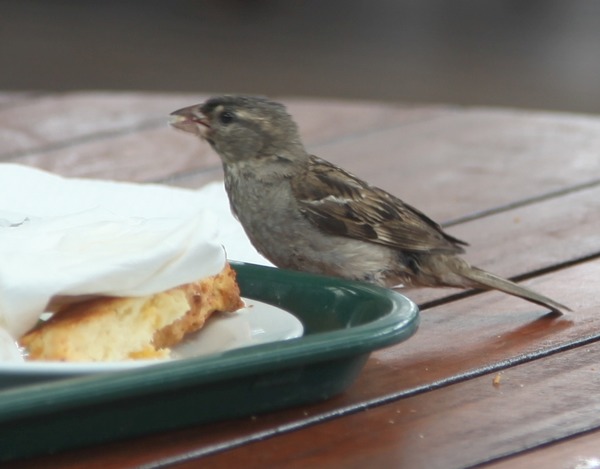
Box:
left=0, top=262, right=419, bottom=422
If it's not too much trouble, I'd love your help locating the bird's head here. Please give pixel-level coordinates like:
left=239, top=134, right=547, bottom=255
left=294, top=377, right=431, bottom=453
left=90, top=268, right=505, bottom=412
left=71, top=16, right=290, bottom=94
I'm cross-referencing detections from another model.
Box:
left=169, top=95, right=304, bottom=165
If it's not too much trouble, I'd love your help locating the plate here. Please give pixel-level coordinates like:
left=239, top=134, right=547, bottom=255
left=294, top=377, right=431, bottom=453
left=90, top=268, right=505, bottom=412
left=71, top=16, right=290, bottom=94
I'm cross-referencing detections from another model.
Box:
left=0, top=299, right=303, bottom=376
left=0, top=262, right=419, bottom=462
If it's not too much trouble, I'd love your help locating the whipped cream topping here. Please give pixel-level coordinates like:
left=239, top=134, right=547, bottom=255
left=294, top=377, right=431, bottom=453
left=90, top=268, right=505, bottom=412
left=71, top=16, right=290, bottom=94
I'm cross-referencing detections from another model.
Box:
left=0, top=164, right=269, bottom=360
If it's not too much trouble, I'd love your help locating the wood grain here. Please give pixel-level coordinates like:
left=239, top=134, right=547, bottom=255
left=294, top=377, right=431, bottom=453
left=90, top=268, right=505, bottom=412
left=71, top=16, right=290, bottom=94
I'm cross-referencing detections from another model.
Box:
left=187, top=339, right=600, bottom=469
left=406, top=183, right=600, bottom=305
left=483, top=429, right=600, bottom=469
left=317, top=108, right=600, bottom=221
left=3, top=92, right=600, bottom=469
left=3, top=92, right=600, bottom=219
left=0, top=92, right=195, bottom=156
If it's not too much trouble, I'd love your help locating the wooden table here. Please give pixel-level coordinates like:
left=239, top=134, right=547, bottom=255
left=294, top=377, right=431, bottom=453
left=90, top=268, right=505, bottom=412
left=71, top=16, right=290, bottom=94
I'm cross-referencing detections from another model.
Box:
left=3, top=92, right=600, bottom=468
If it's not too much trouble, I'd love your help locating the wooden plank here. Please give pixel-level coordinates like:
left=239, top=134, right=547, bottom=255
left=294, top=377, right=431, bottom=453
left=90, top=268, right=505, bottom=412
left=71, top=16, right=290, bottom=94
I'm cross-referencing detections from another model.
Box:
left=482, top=429, right=600, bottom=469
left=0, top=93, right=448, bottom=184
left=166, top=106, right=600, bottom=217
left=0, top=92, right=202, bottom=157
left=405, top=183, right=600, bottom=305
left=0, top=92, right=443, bottom=162
left=0, top=92, right=43, bottom=108
left=313, top=107, right=600, bottom=221
left=5, top=93, right=600, bottom=222
left=314, top=257, right=600, bottom=418
left=186, top=340, right=600, bottom=469
left=165, top=107, right=600, bottom=227
left=12, top=258, right=600, bottom=468
left=284, top=98, right=449, bottom=147
left=4, top=95, right=600, bottom=255
left=10, top=126, right=219, bottom=182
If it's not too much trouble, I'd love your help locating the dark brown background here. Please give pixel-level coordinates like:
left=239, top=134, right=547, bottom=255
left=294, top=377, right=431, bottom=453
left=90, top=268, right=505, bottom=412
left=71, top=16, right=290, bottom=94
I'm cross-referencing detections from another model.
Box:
left=2, top=0, right=600, bottom=114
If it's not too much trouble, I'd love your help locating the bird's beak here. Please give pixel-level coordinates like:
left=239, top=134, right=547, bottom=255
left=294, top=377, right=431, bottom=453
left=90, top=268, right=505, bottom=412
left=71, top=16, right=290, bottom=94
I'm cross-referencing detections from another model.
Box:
left=169, top=105, right=211, bottom=139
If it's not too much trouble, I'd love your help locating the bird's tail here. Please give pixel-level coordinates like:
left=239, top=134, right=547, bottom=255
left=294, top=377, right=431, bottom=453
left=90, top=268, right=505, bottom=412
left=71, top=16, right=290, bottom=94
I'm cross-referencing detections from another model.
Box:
left=459, top=265, right=570, bottom=314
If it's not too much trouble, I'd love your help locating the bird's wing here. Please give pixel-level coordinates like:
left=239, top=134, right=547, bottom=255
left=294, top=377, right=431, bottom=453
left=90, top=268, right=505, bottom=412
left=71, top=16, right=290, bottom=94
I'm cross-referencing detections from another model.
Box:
left=291, top=156, right=467, bottom=254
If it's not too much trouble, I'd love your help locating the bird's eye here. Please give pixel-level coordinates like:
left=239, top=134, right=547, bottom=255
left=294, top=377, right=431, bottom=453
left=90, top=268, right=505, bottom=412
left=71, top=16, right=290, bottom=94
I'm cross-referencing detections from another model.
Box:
left=219, top=111, right=235, bottom=125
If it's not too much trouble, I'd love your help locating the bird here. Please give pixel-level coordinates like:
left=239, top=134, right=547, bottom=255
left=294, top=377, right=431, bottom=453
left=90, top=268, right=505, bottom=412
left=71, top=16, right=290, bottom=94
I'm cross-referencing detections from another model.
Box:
left=169, top=95, right=569, bottom=313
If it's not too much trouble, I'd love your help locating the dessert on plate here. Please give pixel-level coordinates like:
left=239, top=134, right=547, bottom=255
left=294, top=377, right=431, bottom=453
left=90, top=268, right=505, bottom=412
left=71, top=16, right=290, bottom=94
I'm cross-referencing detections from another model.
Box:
left=0, top=164, right=248, bottom=362
left=20, top=262, right=243, bottom=362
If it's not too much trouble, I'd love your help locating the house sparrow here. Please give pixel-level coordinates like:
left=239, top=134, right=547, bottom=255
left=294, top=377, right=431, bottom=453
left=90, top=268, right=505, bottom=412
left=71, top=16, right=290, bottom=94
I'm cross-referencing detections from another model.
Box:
left=170, top=95, right=568, bottom=313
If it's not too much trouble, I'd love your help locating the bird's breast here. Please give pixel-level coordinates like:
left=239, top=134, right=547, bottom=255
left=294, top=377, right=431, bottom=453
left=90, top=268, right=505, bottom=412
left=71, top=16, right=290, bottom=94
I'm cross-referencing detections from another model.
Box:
left=223, top=164, right=400, bottom=283
left=224, top=164, right=304, bottom=238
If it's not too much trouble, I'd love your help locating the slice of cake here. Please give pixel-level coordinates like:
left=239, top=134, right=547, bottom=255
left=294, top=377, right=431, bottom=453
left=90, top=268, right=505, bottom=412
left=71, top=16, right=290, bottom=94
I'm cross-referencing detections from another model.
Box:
left=20, top=263, right=243, bottom=362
